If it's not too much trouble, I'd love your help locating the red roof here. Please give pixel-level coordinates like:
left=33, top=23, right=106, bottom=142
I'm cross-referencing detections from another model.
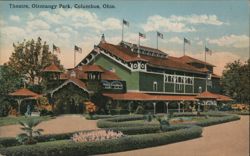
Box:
left=179, top=55, right=215, bottom=67
left=9, top=88, right=39, bottom=97
left=68, top=77, right=87, bottom=89
left=104, top=92, right=232, bottom=102
left=103, top=92, right=197, bottom=101
left=196, top=91, right=218, bottom=99
left=60, top=65, right=121, bottom=81
left=43, top=64, right=62, bottom=72
left=98, top=42, right=207, bottom=74
left=51, top=77, right=88, bottom=95
left=81, top=65, right=104, bottom=72
left=215, top=94, right=233, bottom=101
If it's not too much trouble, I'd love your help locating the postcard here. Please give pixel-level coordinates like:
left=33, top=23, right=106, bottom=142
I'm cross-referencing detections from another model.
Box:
left=0, top=0, right=249, bottom=156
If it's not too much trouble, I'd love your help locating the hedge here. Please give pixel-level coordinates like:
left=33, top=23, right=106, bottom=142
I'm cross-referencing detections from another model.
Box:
left=0, top=126, right=202, bottom=156
left=97, top=112, right=240, bottom=129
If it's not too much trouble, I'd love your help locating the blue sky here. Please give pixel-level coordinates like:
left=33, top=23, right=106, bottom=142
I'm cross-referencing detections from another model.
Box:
left=0, top=0, right=249, bottom=75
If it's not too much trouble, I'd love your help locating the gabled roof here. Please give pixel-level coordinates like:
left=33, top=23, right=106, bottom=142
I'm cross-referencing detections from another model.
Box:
left=9, top=88, right=39, bottom=97
left=196, top=91, right=232, bottom=101
left=99, top=42, right=147, bottom=62
left=179, top=55, right=215, bottom=67
left=196, top=91, right=218, bottom=99
left=81, top=65, right=104, bottom=72
left=42, top=64, right=62, bottom=72
left=51, top=77, right=88, bottom=95
left=60, top=65, right=121, bottom=81
left=121, top=41, right=167, bottom=56
left=98, top=42, right=207, bottom=74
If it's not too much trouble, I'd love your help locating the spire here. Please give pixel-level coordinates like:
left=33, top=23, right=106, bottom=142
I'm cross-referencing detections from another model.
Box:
left=100, top=34, right=106, bottom=44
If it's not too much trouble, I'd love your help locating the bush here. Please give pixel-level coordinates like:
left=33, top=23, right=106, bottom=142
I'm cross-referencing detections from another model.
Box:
left=135, top=105, right=144, bottom=114
left=0, top=126, right=202, bottom=156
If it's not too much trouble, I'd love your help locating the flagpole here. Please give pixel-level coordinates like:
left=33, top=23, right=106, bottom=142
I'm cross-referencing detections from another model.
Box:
left=156, top=33, right=158, bottom=49
left=138, top=34, right=140, bottom=57
left=122, top=21, right=124, bottom=42
left=52, top=44, right=54, bottom=55
left=74, top=50, right=76, bottom=67
left=183, top=40, right=185, bottom=56
left=205, top=45, right=207, bottom=92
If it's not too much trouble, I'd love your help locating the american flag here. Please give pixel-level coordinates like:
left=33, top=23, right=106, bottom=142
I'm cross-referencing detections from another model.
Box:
left=157, top=32, right=163, bottom=39
left=139, top=32, right=146, bottom=38
left=53, top=44, right=60, bottom=53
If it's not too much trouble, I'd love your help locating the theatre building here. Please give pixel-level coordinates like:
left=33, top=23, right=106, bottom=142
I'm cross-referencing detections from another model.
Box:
left=45, top=35, right=232, bottom=114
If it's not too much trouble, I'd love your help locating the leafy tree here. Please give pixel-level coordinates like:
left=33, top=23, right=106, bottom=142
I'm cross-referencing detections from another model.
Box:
left=221, top=59, right=250, bottom=103
left=16, top=118, right=43, bottom=145
left=0, top=65, right=23, bottom=116
left=7, top=37, right=63, bottom=85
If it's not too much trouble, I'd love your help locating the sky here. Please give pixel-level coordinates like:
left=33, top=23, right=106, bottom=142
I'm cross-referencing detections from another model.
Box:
left=0, top=0, right=249, bottom=75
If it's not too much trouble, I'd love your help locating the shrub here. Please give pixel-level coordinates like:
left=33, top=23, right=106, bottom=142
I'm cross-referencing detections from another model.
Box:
left=135, top=105, right=144, bottom=114
left=144, top=112, right=153, bottom=122
left=16, top=118, right=43, bottom=145
left=71, top=130, right=124, bottom=143
left=0, top=126, right=202, bottom=156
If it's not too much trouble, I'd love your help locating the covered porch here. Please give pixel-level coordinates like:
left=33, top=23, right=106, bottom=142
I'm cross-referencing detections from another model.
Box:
left=103, top=92, right=198, bottom=114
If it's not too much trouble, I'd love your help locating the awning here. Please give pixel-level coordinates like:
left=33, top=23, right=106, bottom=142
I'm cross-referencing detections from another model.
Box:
left=103, top=92, right=197, bottom=101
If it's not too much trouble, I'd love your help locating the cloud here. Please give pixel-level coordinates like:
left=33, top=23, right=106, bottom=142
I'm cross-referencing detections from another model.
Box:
left=10, top=15, right=20, bottom=22
left=142, top=15, right=196, bottom=32
left=28, top=12, right=35, bottom=20
left=0, top=20, right=6, bottom=27
left=39, top=11, right=62, bottom=24
left=1, top=26, right=26, bottom=42
left=168, top=37, right=182, bottom=44
left=208, top=35, right=249, bottom=48
left=142, top=14, right=225, bottom=33
left=169, top=14, right=224, bottom=26
left=196, top=41, right=203, bottom=46
left=27, top=19, right=50, bottom=30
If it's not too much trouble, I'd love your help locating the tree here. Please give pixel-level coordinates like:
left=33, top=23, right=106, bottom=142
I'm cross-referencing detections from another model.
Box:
left=16, top=118, right=43, bottom=145
left=0, top=65, right=23, bottom=116
left=221, top=59, right=250, bottom=103
left=0, top=65, right=23, bottom=95
left=7, top=37, right=63, bottom=85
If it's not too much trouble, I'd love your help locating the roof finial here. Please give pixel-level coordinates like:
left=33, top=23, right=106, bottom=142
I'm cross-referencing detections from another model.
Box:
left=100, top=34, right=106, bottom=43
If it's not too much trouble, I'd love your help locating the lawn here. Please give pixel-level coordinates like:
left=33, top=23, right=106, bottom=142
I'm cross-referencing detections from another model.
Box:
left=0, top=116, right=53, bottom=127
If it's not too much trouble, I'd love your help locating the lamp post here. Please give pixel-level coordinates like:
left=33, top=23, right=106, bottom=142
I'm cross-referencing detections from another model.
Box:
left=198, top=86, right=202, bottom=115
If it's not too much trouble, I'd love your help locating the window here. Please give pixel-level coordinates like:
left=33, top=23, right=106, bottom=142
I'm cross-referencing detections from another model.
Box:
left=102, top=80, right=111, bottom=89
left=70, top=71, right=76, bottom=78
left=111, top=81, right=123, bottom=89
left=153, top=81, right=158, bottom=91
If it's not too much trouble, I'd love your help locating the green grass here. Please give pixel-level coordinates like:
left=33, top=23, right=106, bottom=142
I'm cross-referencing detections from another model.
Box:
left=0, top=116, right=54, bottom=127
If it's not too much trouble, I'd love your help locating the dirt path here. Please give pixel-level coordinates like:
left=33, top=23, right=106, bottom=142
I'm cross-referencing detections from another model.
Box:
left=0, top=115, right=98, bottom=137
left=103, top=116, right=250, bottom=156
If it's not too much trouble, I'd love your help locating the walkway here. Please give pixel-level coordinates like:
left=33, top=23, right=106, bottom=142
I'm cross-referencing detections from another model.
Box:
left=0, top=115, right=98, bottom=137
left=102, top=116, right=249, bottom=156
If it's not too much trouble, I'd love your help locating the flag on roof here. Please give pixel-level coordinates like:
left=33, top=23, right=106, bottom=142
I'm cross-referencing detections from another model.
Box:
left=205, top=47, right=212, bottom=55
left=53, top=44, right=60, bottom=53
left=74, top=45, right=82, bottom=53
left=123, top=19, right=129, bottom=27
left=139, top=32, right=146, bottom=38
left=157, top=31, right=163, bottom=39
left=184, top=38, right=191, bottom=45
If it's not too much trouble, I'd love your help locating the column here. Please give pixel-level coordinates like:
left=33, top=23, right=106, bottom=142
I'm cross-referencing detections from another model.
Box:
left=165, top=102, right=169, bottom=114
left=178, top=102, right=180, bottom=113
left=153, top=102, right=156, bottom=114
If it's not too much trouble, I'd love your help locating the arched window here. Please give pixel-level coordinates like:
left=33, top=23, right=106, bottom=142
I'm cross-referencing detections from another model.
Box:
left=111, top=81, right=123, bottom=89
left=153, top=81, right=158, bottom=91
left=70, top=71, right=76, bottom=78
left=102, top=80, right=111, bottom=89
